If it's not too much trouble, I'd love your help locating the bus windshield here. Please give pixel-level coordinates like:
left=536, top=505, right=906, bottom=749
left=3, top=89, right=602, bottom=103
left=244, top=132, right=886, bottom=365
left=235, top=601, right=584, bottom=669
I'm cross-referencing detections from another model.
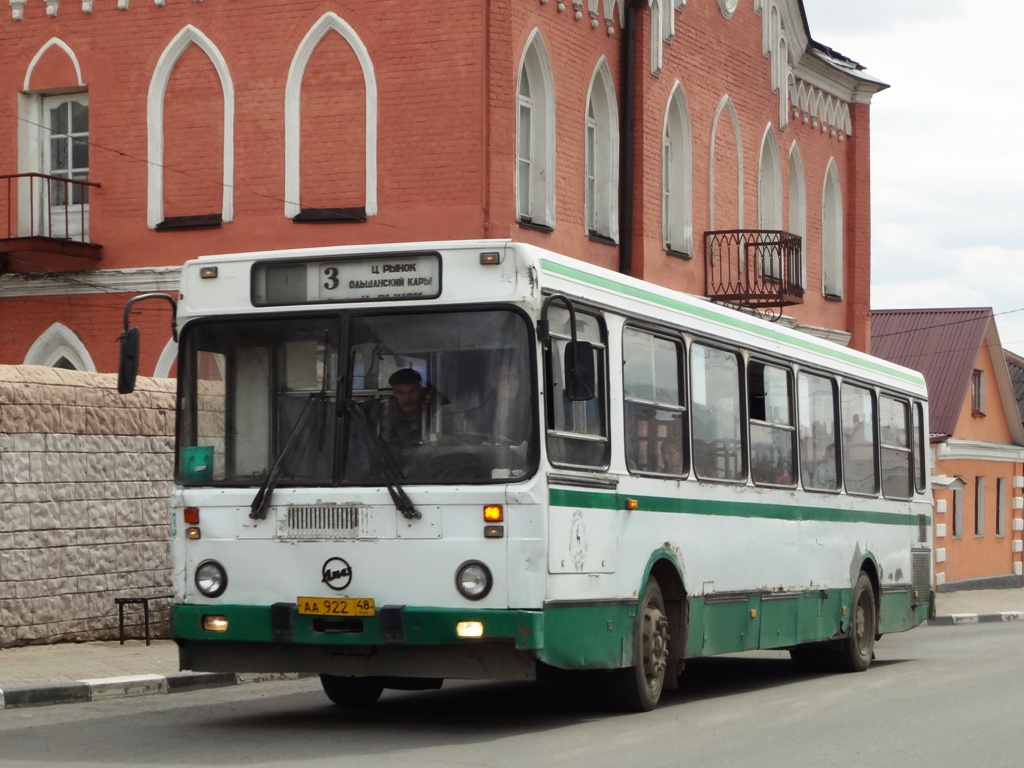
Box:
left=176, top=309, right=536, bottom=487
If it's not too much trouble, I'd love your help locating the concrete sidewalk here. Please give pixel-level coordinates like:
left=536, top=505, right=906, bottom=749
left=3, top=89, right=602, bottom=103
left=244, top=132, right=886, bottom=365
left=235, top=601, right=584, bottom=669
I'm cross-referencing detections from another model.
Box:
left=0, top=637, right=309, bottom=710
left=2, top=588, right=1022, bottom=710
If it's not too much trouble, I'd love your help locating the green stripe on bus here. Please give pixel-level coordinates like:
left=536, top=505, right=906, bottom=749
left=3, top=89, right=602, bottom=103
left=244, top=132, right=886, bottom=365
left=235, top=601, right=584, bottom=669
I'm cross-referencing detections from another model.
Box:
left=539, top=258, right=925, bottom=387
left=549, top=487, right=926, bottom=527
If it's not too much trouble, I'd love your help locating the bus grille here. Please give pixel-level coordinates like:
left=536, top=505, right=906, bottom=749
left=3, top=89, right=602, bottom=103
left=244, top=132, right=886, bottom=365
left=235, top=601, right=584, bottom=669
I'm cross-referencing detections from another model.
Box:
left=285, top=505, right=360, bottom=537
left=911, top=549, right=931, bottom=596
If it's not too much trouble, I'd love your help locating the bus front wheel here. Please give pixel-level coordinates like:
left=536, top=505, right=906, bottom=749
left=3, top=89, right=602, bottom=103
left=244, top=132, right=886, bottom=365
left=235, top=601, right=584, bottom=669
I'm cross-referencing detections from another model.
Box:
left=837, top=572, right=876, bottom=672
left=609, top=577, right=670, bottom=712
left=320, top=674, right=385, bottom=707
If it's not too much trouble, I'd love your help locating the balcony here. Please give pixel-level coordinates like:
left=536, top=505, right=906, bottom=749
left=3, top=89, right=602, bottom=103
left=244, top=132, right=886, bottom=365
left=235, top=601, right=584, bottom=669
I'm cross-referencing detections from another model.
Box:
left=0, top=173, right=102, bottom=274
left=704, top=229, right=803, bottom=313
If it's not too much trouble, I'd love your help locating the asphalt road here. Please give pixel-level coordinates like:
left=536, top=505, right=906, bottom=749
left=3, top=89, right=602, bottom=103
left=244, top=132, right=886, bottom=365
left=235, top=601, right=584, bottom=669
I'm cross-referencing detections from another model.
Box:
left=1, top=623, right=1021, bottom=768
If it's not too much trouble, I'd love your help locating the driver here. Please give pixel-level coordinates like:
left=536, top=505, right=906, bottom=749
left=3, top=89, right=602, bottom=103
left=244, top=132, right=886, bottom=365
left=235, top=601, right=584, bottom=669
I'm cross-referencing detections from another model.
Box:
left=385, top=368, right=425, bottom=448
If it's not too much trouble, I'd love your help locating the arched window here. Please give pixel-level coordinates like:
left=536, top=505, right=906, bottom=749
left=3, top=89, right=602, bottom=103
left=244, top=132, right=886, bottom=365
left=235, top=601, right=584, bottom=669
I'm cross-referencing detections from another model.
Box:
left=788, top=143, right=806, bottom=288
left=822, top=160, right=843, bottom=298
left=147, top=25, right=234, bottom=229
left=710, top=96, right=743, bottom=231
left=663, top=83, right=693, bottom=256
left=585, top=58, right=619, bottom=242
left=651, top=0, right=664, bottom=75
left=23, top=322, right=95, bottom=372
left=758, top=127, right=782, bottom=279
left=284, top=12, right=377, bottom=220
left=516, top=31, right=556, bottom=229
left=19, top=39, right=90, bottom=242
left=758, top=126, right=782, bottom=231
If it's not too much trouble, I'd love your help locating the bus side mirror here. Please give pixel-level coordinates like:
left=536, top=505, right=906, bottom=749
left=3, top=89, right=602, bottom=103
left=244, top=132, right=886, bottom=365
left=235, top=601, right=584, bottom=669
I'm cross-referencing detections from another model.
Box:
left=117, top=326, right=140, bottom=395
left=564, top=340, right=595, bottom=401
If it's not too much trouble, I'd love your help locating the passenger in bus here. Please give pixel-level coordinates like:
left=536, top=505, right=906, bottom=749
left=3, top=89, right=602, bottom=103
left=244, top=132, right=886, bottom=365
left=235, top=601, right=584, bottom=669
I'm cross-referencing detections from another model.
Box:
left=659, top=434, right=684, bottom=475
left=385, top=368, right=425, bottom=448
left=811, top=443, right=838, bottom=489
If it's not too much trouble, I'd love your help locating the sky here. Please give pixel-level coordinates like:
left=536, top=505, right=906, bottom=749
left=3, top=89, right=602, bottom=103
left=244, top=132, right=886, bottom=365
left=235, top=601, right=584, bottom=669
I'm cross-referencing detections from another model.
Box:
left=801, top=1, right=1024, bottom=357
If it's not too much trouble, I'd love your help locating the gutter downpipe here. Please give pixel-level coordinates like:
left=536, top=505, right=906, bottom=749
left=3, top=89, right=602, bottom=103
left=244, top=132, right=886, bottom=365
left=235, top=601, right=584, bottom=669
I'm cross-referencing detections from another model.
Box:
left=619, top=1, right=643, bottom=277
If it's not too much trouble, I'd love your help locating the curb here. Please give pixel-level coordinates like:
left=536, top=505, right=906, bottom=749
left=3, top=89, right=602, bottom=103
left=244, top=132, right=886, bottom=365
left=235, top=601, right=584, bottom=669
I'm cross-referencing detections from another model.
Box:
left=928, top=611, right=1024, bottom=627
left=0, top=671, right=308, bottom=710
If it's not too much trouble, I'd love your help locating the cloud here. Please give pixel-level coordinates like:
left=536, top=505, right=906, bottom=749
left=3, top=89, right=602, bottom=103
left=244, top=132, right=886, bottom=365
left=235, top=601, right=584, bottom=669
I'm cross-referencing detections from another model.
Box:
left=803, top=0, right=1024, bottom=356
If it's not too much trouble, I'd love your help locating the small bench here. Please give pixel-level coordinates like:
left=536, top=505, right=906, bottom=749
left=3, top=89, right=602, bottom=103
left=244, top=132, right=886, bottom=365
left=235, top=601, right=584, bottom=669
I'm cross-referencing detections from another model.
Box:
left=114, top=593, right=175, bottom=646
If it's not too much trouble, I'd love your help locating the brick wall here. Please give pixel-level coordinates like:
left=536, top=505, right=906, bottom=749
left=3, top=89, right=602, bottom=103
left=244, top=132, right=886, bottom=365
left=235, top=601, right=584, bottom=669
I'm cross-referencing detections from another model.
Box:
left=0, top=365, right=175, bottom=647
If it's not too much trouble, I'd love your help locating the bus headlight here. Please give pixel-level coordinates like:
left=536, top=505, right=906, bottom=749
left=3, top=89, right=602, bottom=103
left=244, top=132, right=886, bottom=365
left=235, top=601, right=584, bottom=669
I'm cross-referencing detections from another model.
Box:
left=455, top=561, right=492, bottom=600
left=195, top=560, right=228, bottom=598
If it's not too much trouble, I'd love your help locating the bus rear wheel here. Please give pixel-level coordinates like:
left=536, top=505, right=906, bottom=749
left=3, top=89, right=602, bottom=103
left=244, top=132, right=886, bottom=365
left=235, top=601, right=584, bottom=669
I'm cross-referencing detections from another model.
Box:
left=837, top=572, right=876, bottom=672
left=319, top=674, right=385, bottom=707
left=609, top=577, right=670, bottom=712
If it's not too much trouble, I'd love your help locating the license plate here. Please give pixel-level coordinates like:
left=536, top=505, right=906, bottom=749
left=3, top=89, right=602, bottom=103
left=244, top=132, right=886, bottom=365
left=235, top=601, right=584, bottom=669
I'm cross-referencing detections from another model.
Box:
left=297, top=596, right=376, bottom=617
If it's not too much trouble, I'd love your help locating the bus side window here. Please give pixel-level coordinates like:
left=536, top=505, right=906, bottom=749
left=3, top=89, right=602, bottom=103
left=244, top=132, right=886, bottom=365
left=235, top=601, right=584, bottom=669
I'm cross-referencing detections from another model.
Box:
left=912, top=401, right=927, bottom=493
left=880, top=395, right=912, bottom=499
left=748, top=361, right=795, bottom=486
left=841, top=383, right=878, bottom=496
left=545, top=307, right=609, bottom=469
left=689, top=343, right=744, bottom=481
left=623, top=327, right=687, bottom=476
left=798, top=371, right=840, bottom=492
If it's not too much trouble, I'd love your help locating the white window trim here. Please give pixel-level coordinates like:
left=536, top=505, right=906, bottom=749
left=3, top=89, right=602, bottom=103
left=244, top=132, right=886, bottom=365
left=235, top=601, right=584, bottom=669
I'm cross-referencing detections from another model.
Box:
left=709, top=96, right=744, bottom=231
left=662, top=82, right=693, bottom=256
left=155, top=338, right=179, bottom=379
left=975, top=476, right=986, bottom=537
left=147, top=25, right=235, bottom=229
left=516, top=29, right=556, bottom=228
left=788, top=142, right=807, bottom=288
left=284, top=12, right=378, bottom=219
left=23, top=37, right=83, bottom=90
left=757, top=125, right=782, bottom=231
left=18, top=38, right=85, bottom=239
left=821, top=159, right=843, bottom=298
left=41, top=93, right=90, bottom=240
left=584, top=57, right=619, bottom=242
left=24, top=322, right=95, bottom=372
left=650, top=0, right=664, bottom=76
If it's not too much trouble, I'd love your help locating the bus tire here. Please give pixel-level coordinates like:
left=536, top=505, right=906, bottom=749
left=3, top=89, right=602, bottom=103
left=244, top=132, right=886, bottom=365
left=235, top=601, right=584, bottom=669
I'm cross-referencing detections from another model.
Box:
left=609, top=577, right=670, bottom=712
left=319, top=674, right=385, bottom=707
left=837, top=572, right=876, bottom=673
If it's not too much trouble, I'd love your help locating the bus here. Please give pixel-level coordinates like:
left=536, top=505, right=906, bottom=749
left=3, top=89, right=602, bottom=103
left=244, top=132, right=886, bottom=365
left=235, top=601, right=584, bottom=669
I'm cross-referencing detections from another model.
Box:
left=118, top=239, right=932, bottom=712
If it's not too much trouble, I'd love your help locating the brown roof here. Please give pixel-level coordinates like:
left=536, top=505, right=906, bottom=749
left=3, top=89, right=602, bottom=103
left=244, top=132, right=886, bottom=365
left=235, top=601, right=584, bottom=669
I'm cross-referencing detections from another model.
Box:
left=870, top=308, right=993, bottom=440
left=1004, top=349, right=1024, bottom=423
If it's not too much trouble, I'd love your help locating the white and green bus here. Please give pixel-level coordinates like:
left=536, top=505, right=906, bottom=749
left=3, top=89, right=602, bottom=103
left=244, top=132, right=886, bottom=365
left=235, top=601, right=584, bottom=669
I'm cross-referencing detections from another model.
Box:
left=119, top=239, right=932, bottom=711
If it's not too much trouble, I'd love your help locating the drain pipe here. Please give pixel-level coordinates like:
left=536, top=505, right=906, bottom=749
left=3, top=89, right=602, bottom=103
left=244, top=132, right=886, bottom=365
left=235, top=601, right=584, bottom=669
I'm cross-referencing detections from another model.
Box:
left=619, top=1, right=643, bottom=277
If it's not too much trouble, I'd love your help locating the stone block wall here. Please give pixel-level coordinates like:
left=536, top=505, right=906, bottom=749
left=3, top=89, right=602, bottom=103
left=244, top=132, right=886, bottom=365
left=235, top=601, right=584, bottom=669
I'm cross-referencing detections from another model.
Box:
left=0, top=365, right=175, bottom=647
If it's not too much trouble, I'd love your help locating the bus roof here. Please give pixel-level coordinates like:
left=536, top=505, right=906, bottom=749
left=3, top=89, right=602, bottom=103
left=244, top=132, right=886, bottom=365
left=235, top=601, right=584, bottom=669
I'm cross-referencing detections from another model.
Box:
left=181, top=239, right=927, bottom=396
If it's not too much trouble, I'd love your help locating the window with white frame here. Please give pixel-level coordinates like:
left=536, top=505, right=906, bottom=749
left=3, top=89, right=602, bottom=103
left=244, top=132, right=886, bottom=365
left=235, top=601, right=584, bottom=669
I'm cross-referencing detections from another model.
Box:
left=971, top=369, right=985, bottom=414
left=584, top=60, right=618, bottom=242
left=663, top=85, right=692, bottom=256
left=975, top=475, right=986, bottom=536
left=822, top=161, right=843, bottom=298
left=788, top=144, right=806, bottom=288
left=516, top=32, right=555, bottom=229
left=758, top=128, right=782, bottom=279
left=42, top=94, right=89, bottom=240
left=997, top=477, right=1007, bottom=537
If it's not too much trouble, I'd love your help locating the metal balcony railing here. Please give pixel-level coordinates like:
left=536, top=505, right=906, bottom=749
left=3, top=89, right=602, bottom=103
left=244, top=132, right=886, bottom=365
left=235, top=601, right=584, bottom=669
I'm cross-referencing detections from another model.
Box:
left=1, top=172, right=99, bottom=242
left=704, top=229, right=804, bottom=310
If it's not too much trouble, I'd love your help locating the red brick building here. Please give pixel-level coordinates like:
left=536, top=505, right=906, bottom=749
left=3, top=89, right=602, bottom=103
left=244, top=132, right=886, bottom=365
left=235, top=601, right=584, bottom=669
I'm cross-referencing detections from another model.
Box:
left=0, top=0, right=885, bottom=376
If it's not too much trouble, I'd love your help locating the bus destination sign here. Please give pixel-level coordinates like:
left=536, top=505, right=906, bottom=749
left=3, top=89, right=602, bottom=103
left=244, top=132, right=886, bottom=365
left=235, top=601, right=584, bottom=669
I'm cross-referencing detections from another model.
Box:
left=319, top=253, right=440, bottom=301
left=252, top=252, right=441, bottom=305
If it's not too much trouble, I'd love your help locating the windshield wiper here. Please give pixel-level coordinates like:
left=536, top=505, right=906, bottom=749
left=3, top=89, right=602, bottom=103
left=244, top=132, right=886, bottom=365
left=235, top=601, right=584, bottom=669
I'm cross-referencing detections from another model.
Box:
left=347, top=400, right=421, bottom=520
left=250, top=393, right=320, bottom=520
